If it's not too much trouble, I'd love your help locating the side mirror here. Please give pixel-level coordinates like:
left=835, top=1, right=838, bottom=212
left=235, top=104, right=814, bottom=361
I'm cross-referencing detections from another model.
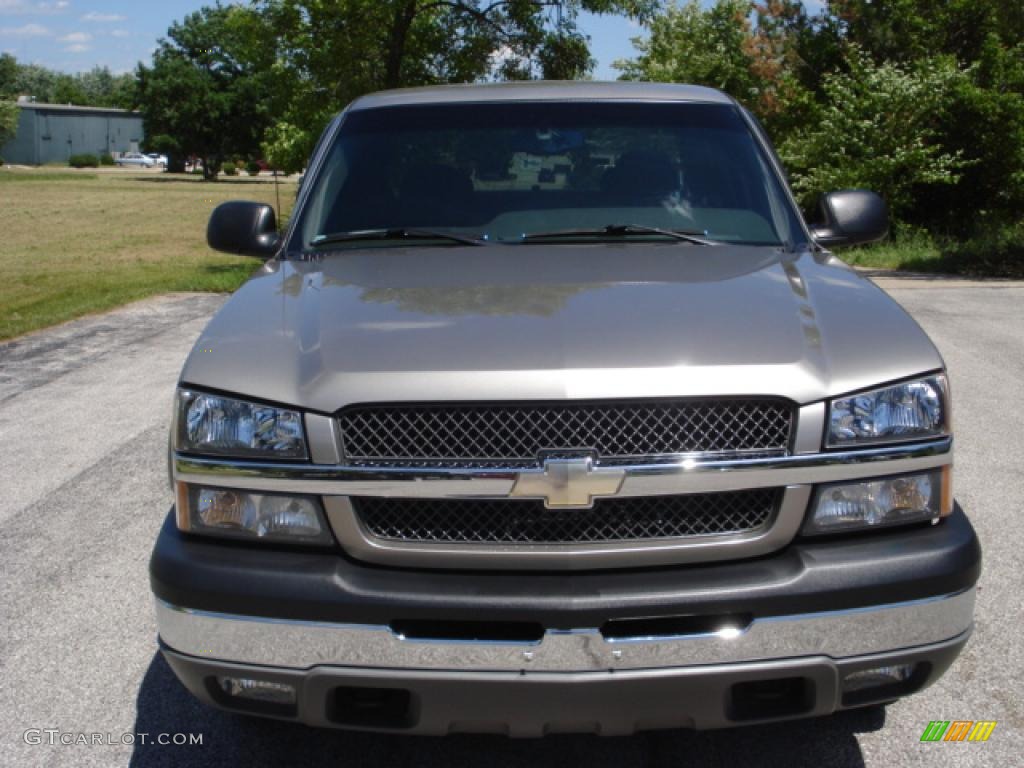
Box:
left=207, top=201, right=280, bottom=258
left=810, top=189, right=888, bottom=248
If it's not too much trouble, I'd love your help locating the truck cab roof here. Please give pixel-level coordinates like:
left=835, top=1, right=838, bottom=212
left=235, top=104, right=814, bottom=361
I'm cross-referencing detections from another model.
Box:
left=349, top=80, right=734, bottom=112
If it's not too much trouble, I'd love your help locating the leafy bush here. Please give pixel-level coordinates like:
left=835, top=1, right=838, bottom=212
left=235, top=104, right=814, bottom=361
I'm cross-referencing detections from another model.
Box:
left=944, top=222, right=1024, bottom=278
left=221, top=161, right=236, bottom=176
left=778, top=48, right=968, bottom=220
left=912, top=38, right=1024, bottom=236
left=68, top=153, right=99, bottom=168
left=246, top=160, right=261, bottom=176
left=99, top=152, right=115, bottom=166
left=0, top=157, right=5, bottom=167
left=262, top=120, right=310, bottom=176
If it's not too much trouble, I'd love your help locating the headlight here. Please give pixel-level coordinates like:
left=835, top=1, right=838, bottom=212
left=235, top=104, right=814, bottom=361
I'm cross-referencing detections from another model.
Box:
left=176, top=483, right=332, bottom=545
left=803, top=469, right=951, bottom=536
left=827, top=374, right=948, bottom=448
left=176, top=389, right=307, bottom=459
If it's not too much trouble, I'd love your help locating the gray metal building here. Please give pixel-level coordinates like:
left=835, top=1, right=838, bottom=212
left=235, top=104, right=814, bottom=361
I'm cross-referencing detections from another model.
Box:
left=0, top=101, right=144, bottom=165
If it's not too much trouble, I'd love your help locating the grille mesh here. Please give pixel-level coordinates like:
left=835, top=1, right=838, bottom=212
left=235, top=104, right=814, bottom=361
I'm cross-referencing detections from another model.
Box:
left=338, top=400, right=792, bottom=466
left=353, top=489, right=780, bottom=544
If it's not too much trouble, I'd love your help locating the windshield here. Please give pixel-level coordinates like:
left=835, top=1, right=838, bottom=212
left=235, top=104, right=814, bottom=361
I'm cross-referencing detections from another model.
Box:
left=295, top=101, right=805, bottom=249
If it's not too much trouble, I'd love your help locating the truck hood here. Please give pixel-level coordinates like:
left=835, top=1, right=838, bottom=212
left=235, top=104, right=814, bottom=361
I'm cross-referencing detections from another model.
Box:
left=181, top=244, right=943, bottom=411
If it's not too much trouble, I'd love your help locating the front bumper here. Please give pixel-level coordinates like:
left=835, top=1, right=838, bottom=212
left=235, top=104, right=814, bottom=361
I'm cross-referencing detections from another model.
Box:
left=162, top=634, right=970, bottom=736
left=155, top=590, right=975, bottom=673
left=151, top=504, right=980, bottom=734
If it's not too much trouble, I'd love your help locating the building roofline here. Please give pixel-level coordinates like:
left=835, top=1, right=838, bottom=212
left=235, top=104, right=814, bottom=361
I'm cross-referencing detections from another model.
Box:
left=13, top=102, right=141, bottom=116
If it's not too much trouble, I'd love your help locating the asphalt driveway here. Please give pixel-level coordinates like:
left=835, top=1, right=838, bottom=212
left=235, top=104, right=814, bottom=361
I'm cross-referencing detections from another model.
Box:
left=1, top=277, right=1021, bottom=767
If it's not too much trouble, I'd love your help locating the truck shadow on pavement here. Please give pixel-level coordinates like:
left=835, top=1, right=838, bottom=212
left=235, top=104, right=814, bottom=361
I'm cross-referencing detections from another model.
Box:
left=130, top=653, right=881, bottom=768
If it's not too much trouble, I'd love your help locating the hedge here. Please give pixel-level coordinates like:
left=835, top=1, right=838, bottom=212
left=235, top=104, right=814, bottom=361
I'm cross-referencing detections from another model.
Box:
left=69, top=154, right=99, bottom=168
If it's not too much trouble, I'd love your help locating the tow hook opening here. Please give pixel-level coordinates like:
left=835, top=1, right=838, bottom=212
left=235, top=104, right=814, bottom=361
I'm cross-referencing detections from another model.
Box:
left=328, top=686, right=416, bottom=729
left=727, top=676, right=815, bottom=721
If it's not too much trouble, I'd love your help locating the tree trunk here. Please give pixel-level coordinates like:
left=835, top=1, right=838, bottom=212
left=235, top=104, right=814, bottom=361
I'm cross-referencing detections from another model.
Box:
left=202, top=154, right=220, bottom=181
left=384, top=1, right=419, bottom=89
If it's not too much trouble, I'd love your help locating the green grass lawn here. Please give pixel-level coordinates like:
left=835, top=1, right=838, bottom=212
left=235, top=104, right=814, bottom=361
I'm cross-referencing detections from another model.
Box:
left=840, top=227, right=1024, bottom=277
left=837, top=234, right=950, bottom=273
left=0, top=168, right=295, bottom=341
left=839, top=241, right=941, bottom=271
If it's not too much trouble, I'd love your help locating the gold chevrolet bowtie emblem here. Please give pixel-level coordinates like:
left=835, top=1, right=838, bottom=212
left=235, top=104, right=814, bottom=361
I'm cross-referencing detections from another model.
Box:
left=510, top=456, right=626, bottom=509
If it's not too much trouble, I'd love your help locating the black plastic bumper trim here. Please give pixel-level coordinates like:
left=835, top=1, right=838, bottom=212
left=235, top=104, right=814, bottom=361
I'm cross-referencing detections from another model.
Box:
left=150, top=504, right=980, bottom=628
left=161, top=632, right=970, bottom=736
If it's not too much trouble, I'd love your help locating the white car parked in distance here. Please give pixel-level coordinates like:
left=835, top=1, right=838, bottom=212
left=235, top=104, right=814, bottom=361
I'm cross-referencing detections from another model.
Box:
left=116, top=152, right=156, bottom=168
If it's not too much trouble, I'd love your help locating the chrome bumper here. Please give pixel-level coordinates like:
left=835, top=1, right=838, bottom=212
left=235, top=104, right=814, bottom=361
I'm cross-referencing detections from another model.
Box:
left=156, top=587, right=975, bottom=673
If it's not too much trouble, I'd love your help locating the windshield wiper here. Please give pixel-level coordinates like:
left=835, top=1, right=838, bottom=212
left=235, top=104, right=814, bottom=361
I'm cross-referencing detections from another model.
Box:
left=311, top=228, right=489, bottom=247
left=519, top=224, right=717, bottom=246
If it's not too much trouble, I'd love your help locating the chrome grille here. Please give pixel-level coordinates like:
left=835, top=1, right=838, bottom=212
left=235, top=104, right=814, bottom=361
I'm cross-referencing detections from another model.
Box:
left=337, top=399, right=793, bottom=466
left=353, top=489, right=780, bottom=544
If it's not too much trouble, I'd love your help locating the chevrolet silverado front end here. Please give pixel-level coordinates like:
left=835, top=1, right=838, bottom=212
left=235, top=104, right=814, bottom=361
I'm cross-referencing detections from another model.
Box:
left=150, top=82, right=980, bottom=736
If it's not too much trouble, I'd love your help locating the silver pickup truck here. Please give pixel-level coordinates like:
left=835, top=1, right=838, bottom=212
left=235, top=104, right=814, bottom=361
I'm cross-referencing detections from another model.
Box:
left=150, top=81, right=980, bottom=736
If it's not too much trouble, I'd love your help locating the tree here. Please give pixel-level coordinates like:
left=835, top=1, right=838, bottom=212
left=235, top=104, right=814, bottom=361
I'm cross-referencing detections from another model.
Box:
left=0, top=101, right=19, bottom=151
left=0, top=57, right=21, bottom=161
left=915, top=36, right=1024, bottom=234
left=8, top=63, right=55, bottom=103
left=0, top=55, right=135, bottom=107
left=614, top=1, right=813, bottom=132
left=259, top=0, right=657, bottom=172
left=0, top=54, right=18, bottom=100
left=809, top=2, right=1024, bottom=232
left=827, top=0, right=1021, bottom=66
left=136, top=5, right=281, bottom=179
left=51, top=74, right=88, bottom=105
left=74, top=67, right=136, bottom=109
left=616, top=1, right=758, bottom=94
